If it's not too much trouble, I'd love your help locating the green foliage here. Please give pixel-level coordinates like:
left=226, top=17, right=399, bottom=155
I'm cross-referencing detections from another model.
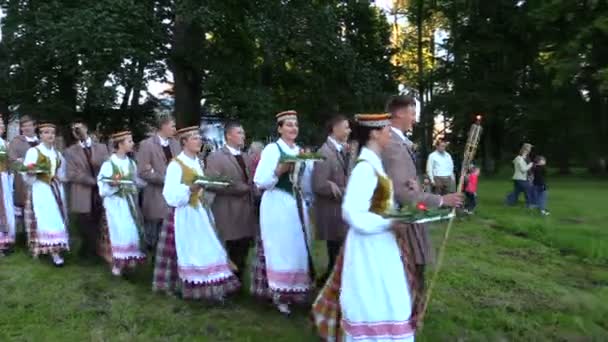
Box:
left=427, top=0, right=608, bottom=173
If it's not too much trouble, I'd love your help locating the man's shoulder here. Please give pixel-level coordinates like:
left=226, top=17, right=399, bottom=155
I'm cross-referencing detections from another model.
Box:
left=140, top=136, right=156, bottom=145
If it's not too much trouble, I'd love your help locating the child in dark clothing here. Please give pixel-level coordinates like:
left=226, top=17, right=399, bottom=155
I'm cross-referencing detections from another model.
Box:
left=464, top=165, right=479, bottom=214
left=532, top=156, right=549, bottom=216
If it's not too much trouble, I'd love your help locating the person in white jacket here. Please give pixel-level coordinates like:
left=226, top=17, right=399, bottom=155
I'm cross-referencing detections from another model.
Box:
left=505, top=143, right=534, bottom=207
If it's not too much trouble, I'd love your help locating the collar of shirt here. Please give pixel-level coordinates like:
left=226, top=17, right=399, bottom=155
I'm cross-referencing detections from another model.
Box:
left=25, top=135, right=38, bottom=143
left=157, top=135, right=169, bottom=147
left=390, top=126, right=414, bottom=147
left=176, top=151, right=202, bottom=174
left=225, top=144, right=241, bottom=156
left=328, top=136, right=343, bottom=152
left=79, top=137, right=92, bottom=148
left=277, top=138, right=299, bottom=155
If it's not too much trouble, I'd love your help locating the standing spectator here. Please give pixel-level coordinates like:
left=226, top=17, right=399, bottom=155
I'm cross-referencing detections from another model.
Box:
left=505, top=143, right=534, bottom=207
left=532, top=156, right=550, bottom=216
left=426, top=140, right=455, bottom=195
left=464, top=165, right=480, bottom=214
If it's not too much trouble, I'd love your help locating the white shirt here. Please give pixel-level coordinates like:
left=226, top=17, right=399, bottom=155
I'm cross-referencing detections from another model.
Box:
left=328, top=136, right=343, bottom=152
left=225, top=144, right=241, bottom=156
left=158, top=135, right=169, bottom=147
left=426, top=150, right=454, bottom=182
left=25, top=135, right=38, bottom=143
left=79, top=137, right=92, bottom=148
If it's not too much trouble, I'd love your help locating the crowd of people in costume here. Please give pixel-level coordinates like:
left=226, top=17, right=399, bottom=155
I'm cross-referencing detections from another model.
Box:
left=0, top=95, right=465, bottom=341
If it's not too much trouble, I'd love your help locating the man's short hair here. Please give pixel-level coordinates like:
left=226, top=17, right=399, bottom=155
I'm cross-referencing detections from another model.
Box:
left=224, top=120, right=242, bottom=137
left=20, top=115, right=35, bottom=126
left=156, top=115, right=175, bottom=129
left=385, top=95, right=416, bottom=114
left=71, top=118, right=87, bottom=127
left=326, top=114, right=348, bottom=135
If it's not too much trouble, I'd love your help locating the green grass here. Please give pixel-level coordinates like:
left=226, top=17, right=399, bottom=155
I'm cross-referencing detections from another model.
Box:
left=1, top=176, right=607, bottom=341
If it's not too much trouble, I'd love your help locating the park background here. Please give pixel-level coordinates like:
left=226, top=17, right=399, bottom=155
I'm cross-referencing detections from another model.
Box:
left=0, top=0, right=607, bottom=341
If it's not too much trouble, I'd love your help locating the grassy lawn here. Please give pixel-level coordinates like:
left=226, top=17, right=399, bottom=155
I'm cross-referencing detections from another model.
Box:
left=1, top=176, right=607, bottom=341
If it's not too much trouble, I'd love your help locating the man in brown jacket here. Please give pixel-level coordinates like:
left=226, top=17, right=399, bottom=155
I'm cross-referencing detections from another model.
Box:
left=312, top=114, right=351, bottom=284
left=205, top=121, right=256, bottom=281
left=64, top=119, right=109, bottom=258
left=136, top=115, right=180, bottom=252
left=382, top=95, right=462, bottom=298
left=8, top=115, right=38, bottom=229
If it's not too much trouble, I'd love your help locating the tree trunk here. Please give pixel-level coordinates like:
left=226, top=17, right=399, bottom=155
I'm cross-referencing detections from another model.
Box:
left=57, top=64, right=78, bottom=122
left=416, top=0, right=430, bottom=160
left=130, top=62, right=146, bottom=109
left=171, top=13, right=203, bottom=127
left=120, top=86, right=133, bottom=111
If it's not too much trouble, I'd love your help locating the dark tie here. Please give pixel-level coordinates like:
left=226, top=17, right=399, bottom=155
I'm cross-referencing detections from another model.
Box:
left=234, top=154, right=248, bottom=182
left=340, top=149, right=349, bottom=174
left=162, top=145, right=173, bottom=165
left=83, top=146, right=95, bottom=176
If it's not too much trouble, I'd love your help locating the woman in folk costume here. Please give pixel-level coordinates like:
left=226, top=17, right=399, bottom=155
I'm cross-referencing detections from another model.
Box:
left=23, top=123, right=69, bottom=267
left=252, top=110, right=312, bottom=315
left=153, top=126, right=239, bottom=301
left=97, top=131, right=146, bottom=276
left=0, top=115, right=17, bottom=256
left=312, top=114, right=416, bottom=342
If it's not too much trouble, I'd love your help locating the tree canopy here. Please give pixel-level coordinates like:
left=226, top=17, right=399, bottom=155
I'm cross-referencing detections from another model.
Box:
left=0, top=0, right=606, bottom=173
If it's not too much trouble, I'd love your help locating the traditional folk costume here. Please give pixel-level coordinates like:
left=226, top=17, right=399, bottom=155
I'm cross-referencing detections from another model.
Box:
left=153, top=126, right=239, bottom=300
left=383, top=125, right=443, bottom=308
left=252, top=111, right=312, bottom=312
left=205, top=145, right=257, bottom=282
left=8, top=132, right=38, bottom=223
left=136, top=134, right=180, bottom=251
left=65, top=136, right=109, bottom=258
left=0, top=136, right=16, bottom=254
left=312, top=114, right=416, bottom=342
left=97, top=131, right=146, bottom=274
left=22, top=124, right=69, bottom=263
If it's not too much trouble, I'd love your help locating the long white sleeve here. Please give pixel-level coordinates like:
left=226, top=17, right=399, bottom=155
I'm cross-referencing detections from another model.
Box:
left=56, top=152, right=67, bottom=182
left=254, top=143, right=280, bottom=190
left=22, top=147, right=38, bottom=186
left=342, top=162, right=392, bottom=235
left=301, top=160, right=314, bottom=202
left=132, top=164, right=148, bottom=189
left=162, top=161, right=191, bottom=208
left=97, top=160, right=119, bottom=197
left=426, top=154, right=434, bottom=183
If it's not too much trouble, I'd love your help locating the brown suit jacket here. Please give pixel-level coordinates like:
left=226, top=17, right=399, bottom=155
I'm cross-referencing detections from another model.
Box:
left=136, top=136, right=181, bottom=220
left=8, top=135, right=36, bottom=207
left=205, top=146, right=257, bottom=241
left=64, top=141, right=109, bottom=213
left=382, top=129, right=442, bottom=265
left=312, top=138, right=349, bottom=241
